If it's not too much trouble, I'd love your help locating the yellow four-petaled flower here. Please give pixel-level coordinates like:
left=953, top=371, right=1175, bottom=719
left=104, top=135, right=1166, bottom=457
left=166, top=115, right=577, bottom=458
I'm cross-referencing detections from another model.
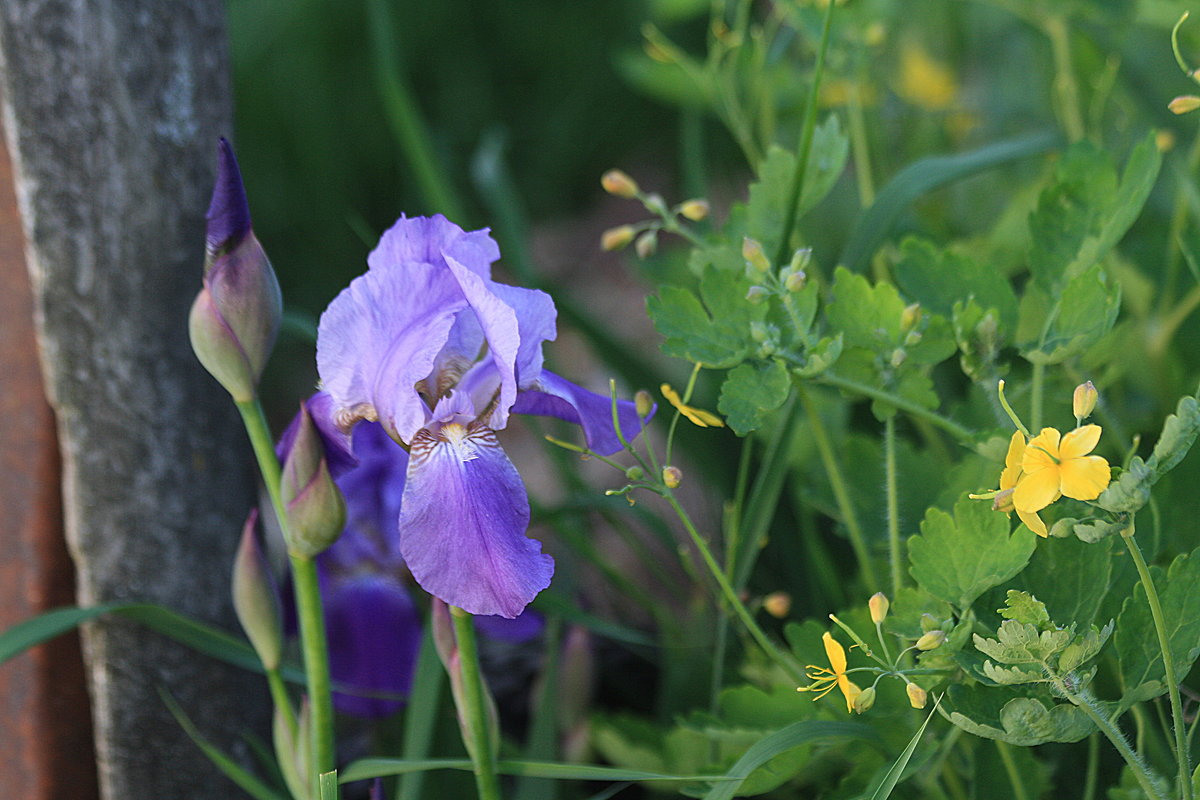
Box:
left=798, top=632, right=862, bottom=713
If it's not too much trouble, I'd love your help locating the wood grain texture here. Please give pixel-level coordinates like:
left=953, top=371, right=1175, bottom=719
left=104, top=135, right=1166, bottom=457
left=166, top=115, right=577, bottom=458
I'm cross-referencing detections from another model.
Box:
left=0, top=2, right=269, bottom=795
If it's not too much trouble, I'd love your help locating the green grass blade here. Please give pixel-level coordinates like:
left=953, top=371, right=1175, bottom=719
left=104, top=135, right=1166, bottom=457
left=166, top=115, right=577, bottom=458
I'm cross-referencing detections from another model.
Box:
left=865, top=697, right=941, bottom=800
left=839, top=131, right=1060, bottom=273
left=343, top=758, right=737, bottom=784
left=701, top=720, right=882, bottom=800
left=395, top=626, right=445, bottom=800
left=0, top=603, right=125, bottom=663
left=319, top=770, right=339, bottom=800
left=159, top=688, right=289, bottom=800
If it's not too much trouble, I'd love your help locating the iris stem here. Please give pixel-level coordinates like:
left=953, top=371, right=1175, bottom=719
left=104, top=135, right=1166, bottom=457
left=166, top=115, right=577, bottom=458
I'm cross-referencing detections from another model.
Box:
left=266, top=667, right=297, bottom=741
left=235, top=399, right=336, bottom=786
left=884, top=415, right=902, bottom=598
left=450, top=606, right=503, bottom=800
left=661, top=491, right=805, bottom=684
left=1123, top=525, right=1192, bottom=800
left=798, top=383, right=880, bottom=590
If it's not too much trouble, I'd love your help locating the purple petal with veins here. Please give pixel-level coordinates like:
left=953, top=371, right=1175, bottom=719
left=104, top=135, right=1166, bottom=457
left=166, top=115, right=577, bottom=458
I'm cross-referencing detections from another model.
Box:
left=511, top=370, right=650, bottom=456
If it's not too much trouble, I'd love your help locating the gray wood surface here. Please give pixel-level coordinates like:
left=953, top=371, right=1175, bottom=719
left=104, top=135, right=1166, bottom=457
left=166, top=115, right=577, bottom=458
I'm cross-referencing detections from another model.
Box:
left=0, top=2, right=268, bottom=795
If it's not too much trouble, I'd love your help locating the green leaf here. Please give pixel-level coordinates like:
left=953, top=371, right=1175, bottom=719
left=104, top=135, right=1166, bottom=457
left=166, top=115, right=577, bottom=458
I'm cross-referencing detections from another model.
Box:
left=1016, top=537, right=1113, bottom=626
left=318, top=771, right=338, bottom=800
left=894, top=238, right=1019, bottom=331
left=718, top=359, right=791, bottom=436
left=699, top=721, right=880, bottom=800
left=945, top=685, right=1096, bottom=746
left=908, top=497, right=1037, bottom=611
left=840, top=131, right=1061, bottom=273
left=864, top=698, right=940, bottom=800
left=647, top=269, right=765, bottom=368
left=999, top=590, right=1050, bottom=628
left=827, top=266, right=905, bottom=352
left=1021, top=263, right=1121, bottom=364
left=341, top=757, right=735, bottom=784
left=1115, top=545, right=1200, bottom=707
left=1097, top=457, right=1152, bottom=514
left=1027, top=134, right=1161, bottom=288
left=160, top=688, right=289, bottom=800
left=1146, top=394, right=1200, bottom=476
left=974, top=621, right=1072, bottom=665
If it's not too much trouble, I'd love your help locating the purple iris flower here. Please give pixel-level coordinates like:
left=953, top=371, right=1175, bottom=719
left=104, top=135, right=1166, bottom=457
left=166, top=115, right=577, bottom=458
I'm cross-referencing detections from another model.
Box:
left=316, top=215, right=644, bottom=618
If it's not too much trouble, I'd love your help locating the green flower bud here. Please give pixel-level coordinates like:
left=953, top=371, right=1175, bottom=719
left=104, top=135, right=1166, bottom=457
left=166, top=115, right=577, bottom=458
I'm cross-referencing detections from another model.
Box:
left=625, top=465, right=645, bottom=481
left=783, top=268, right=807, bottom=292
left=231, top=510, right=283, bottom=670
left=635, top=389, right=655, bottom=418
left=742, top=237, right=771, bottom=273
left=853, top=686, right=876, bottom=714
left=789, top=247, right=813, bottom=273
left=635, top=230, right=658, bottom=259
left=869, top=592, right=889, bottom=624
left=915, top=630, right=946, bottom=651
left=906, top=682, right=928, bottom=709
left=1073, top=381, right=1098, bottom=422
left=280, top=401, right=347, bottom=557
left=919, top=613, right=940, bottom=632
left=746, top=286, right=769, bottom=304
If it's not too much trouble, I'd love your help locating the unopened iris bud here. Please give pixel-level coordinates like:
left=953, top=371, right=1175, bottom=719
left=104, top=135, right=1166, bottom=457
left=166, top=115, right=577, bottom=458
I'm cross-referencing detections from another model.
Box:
left=662, top=465, right=683, bottom=488
left=763, top=591, right=791, bottom=618
left=635, top=230, right=658, bottom=259
left=232, top=510, right=283, bottom=670
left=869, top=592, right=889, bottom=624
left=601, top=225, right=636, bottom=251
left=853, top=686, right=876, bottom=714
left=906, top=682, right=928, bottom=709
left=189, top=138, right=282, bottom=403
left=635, top=389, right=654, bottom=418
left=679, top=199, right=710, bottom=221
left=625, top=465, right=645, bottom=481
left=915, top=630, right=946, bottom=651
left=280, top=400, right=347, bottom=557
left=447, top=647, right=501, bottom=762
left=1073, top=380, right=1098, bottom=423
left=746, top=286, right=769, bottom=304
left=1170, top=95, right=1200, bottom=114
left=743, top=237, right=771, bottom=273
left=601, top=169, right=639, bottom=198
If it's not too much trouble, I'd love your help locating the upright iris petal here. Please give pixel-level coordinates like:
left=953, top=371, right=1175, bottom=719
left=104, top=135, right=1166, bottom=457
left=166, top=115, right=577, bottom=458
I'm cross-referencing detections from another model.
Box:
left=316, top=214, right=645, bottom=618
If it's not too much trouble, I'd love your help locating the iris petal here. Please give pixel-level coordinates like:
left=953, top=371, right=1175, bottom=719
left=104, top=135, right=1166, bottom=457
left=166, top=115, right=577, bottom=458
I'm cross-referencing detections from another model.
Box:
left=399, top=423, right=553, bottom=618
left=510, top=371, right=649, bottom=456
left=367, top=214, right=499, bottom=280
left=1058, top=455, right=1111, bottom=500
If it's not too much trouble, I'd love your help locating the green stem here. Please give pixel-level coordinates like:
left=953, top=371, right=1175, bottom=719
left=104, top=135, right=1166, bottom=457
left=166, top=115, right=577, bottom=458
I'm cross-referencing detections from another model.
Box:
left=1030, top=363, right=1045, bottom=433
left=884, top=415, right=902, bottom=598
left=995, top=741, right=1030, bottom=800
left=662, top=492, right=805, bottom=683
left=266, top=667, right=297, bottom=740
left=1062, top=684, right=1167, bottom=800
left=816, top=372, right=976, bottom=443
left=1123, top=527, right=1192, bottom=800
left=450, top=606, right=503, bottom=800
left=236, top=400, right=335, bottom=781
left=1157, top=124, right=1200, bottom=320
left=1083, top=733, right=1099, bottom=800
left=1043, top=15, right=1085, bottom=143
left=798, top=383, right=880, bottom=589
left=774, top=0, right=837, bottom=265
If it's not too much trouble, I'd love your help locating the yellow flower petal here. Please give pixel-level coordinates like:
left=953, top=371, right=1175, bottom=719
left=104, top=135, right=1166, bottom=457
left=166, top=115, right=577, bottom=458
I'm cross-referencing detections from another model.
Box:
left=999, top=432, right=1025, bottom=491
left=1059, top=424, right=1102, bottom=461
left=1022, top=427, right=1062, bottom=474
left=1058, top=454, right=1111, bottom=501
left=838, top=677, right=863, bottom=714
left=821, top=632, right=847, bottom=675
left=660, top=383, right=724, bottom=428
left=1016, top=506, right=1048, bottom=538
left=1013, top=469, right=1060, bottom=513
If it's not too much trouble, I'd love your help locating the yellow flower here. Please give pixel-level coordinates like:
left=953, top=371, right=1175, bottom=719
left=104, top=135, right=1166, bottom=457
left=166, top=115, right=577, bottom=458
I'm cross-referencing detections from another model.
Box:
left=897, top=42, right=958, bottom=111
left=661, top=383, right=724, bottom=428
left=1013, top=426, right=1111, bottom=518
left=997, top=431, right=1049, bottom=537
left=798, top=632, right=863, bottom=713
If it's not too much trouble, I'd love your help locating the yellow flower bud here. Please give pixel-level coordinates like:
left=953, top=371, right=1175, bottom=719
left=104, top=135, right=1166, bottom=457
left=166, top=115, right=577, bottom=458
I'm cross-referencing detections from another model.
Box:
left=763, top=591, right=791, bottom=618
left=635, top=389, right=654, bottom=418
left=853, top=686, right=876, bottom=714
left=601, top=225, right=636, bottom=251
left=784, top=269, right=807, bottom=292
left=662, top=465, right=683, bottom=489
left=742, top=237, right=771, bottom=273
left=900, top=303, right=921, bottom=334
left=601, top=169, right=639, bottom=198
left=906, top=682, right=928, bottom=709
left=1157, top=130, right=1177, bottom=153
left=869, top=592, right=889, bottom=624
left=1073, top=380, right=1098, bottom=422
left=1170, top=95, right=1200, bottom=114
left=915, top=630, right=946, bottom=651
left=679, top=199, right=710, bottom=221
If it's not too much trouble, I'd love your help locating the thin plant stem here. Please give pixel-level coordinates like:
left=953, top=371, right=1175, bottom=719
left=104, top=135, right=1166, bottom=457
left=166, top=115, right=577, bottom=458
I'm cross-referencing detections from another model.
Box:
left=1030, top=362, right=1045, bottom=433
left=236, top=399, right=335, bottom=781
left=816, top=372, right=976, bottom=443
left=774, top=0, right=837, bottom=265
left=884, top=415, right=902, bottom=598
left=1059, top=682, right=1167, bottom=800
left=1157, top=121, right=1200, bottom=320
left=266, top=667, right=297, bottom=740
left=662, top=491, right=805, bottom=683
left=1123, top=526, right=1192, bottom=800
left=798, top=383, right=881, bottom=590
left=1083, top=733, right=1099, bottom=800
left=450, top=606, right=503, bottom=800
left=995, top=741, right=1030, bottom=800
left=1042, top=14, right=1085, bottom=143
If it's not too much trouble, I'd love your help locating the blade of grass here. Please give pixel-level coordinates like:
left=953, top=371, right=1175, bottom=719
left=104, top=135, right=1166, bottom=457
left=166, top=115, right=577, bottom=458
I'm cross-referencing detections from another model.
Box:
left=396, top=625, right=446, bottom=800
left=866, top=696, right=941, bottom=800
left=344, top=758, right=737, bottom=784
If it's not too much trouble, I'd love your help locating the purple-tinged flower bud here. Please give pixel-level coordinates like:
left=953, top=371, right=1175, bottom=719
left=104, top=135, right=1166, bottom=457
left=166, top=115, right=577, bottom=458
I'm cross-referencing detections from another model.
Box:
left=679, top=199, right=710, bottom=221
left=431, top=598, right=455, bottom=669
left=635, top=230, right=658, bottom=259
left=1073, top=381, right=1098, bottom=423
left=601, top=169, right=639, bottom=198
left=906, top=682, right=928, bottom=709
left=280, top=400, right=346, bottom=557
left=189, top=139, right=282, bottom=403
left=915, top=630, right=946, bottom=651
left=635, top=389, right=654, bottom=418
left=232, top=510, right=283, bottom=670
left=601, top=225, right=636, bottom=251
left=273, top=702, right=307, bottom=800
left=869, top=592, right=889, bottom=624
left=662, top=465, right=683, bottom=489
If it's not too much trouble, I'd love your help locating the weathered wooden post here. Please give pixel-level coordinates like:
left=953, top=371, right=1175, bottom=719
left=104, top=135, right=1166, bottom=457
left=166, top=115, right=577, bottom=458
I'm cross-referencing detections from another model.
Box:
left=0, top=2, right=268, bottom=796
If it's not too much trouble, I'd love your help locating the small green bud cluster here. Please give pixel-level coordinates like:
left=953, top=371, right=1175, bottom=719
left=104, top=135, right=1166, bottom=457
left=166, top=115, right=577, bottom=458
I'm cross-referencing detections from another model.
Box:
left=599, top=168, right=712, bottom=259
